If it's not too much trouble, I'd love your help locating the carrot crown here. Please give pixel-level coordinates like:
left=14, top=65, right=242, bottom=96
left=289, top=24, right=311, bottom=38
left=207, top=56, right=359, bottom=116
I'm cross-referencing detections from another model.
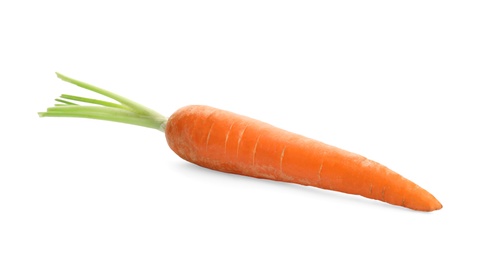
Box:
left=38, top=73, right=168, bottom=132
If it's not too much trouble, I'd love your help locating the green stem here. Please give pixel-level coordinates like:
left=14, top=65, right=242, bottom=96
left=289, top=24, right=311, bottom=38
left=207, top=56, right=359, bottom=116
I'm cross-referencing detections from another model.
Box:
left=47, top=105, right=140, bottom=117
left=38, top=111, right=162, bottom=130
left=55, top=98, right=78, bottom=105
left=60, top=94, right=128, bottom=109
left=55, top=73, right=163, bottom=118
left=38, top=73, right=168, bottom=132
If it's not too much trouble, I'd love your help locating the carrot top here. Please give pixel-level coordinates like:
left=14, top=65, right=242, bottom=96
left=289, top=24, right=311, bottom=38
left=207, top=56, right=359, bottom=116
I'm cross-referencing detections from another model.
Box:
left=38, top=73, right=168, bottom=131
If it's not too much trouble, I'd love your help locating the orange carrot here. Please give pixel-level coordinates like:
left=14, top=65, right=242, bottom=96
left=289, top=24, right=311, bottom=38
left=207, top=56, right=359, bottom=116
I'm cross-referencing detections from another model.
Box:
left=39, top=73, right=442, bottom=211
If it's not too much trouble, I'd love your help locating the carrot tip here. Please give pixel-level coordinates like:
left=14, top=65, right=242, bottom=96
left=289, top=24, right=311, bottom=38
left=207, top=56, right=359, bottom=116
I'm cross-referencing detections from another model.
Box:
left=422, top=196, right=443, bottom=212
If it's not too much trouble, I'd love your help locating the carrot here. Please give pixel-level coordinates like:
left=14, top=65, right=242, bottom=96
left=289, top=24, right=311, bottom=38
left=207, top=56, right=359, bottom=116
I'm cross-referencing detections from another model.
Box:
left=39, top=73, right=442, bottom=212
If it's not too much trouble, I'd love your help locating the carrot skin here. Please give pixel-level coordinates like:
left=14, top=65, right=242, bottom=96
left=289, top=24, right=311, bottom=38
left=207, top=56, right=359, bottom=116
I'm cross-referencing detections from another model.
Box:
left=165, top=105, right=442, bottom=211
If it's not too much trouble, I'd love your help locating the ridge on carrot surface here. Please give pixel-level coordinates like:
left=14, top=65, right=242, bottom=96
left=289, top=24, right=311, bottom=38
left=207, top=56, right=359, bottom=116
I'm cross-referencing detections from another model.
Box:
left=38, top=73, right=442, bottom=212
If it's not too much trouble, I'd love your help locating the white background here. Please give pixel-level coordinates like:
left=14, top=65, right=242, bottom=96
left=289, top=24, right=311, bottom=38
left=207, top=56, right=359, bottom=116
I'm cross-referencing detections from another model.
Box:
left=1, top=1, right=480, bottom=259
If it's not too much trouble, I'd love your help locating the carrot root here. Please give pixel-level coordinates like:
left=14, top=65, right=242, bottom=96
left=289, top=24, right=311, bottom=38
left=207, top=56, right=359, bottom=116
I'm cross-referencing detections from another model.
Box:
left=165, top=105, right=442, bottom=212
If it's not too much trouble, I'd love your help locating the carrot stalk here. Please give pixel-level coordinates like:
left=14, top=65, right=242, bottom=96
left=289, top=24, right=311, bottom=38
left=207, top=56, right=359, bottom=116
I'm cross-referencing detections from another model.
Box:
left=39, top=110, right=162, bottom=129
left=40, top=73, right=168, bottom=131
left=55, top=72, right=165, bottom=118
left=60, top=94, right=128, bottom=109
left=38, top=73, right=442, bottom=211
left=55, top=98, right=78, bottom=106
